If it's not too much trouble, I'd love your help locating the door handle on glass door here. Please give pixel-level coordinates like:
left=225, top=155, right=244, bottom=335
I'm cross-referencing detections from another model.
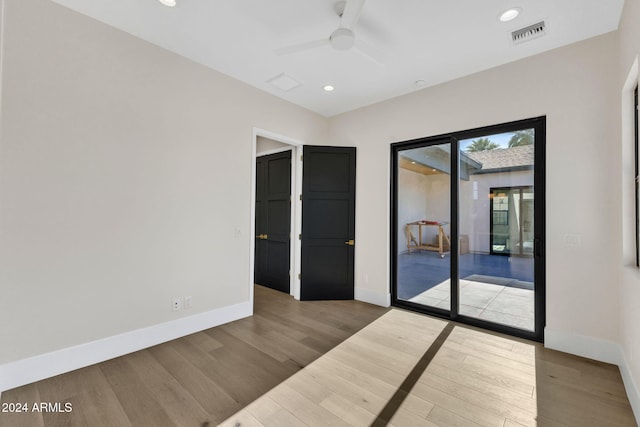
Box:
left=534, top=237, right=542, bottom=258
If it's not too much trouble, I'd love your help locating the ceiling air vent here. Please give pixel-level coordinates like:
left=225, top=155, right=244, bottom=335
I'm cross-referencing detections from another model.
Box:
left=266, top=73, right=302, bottom=92
left=511, top=21, right=546, bottom=45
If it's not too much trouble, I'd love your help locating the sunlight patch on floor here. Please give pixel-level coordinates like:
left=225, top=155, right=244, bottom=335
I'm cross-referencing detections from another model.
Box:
left=220, top=309, right=542, bottom=426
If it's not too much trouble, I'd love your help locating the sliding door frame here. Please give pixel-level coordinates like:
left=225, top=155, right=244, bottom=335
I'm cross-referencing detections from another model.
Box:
left=390, top=116, right=546, bottom=342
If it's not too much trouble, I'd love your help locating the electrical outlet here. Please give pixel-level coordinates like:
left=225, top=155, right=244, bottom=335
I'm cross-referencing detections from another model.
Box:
left=564, top=233, right=582, bottom=246
left=184, top=295, right=193, bottom=309
left=172, top=298, right=182, bottom=312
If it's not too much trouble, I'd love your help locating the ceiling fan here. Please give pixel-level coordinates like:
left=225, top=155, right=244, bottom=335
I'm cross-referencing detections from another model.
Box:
left=274, top=0, right=384, bottom=65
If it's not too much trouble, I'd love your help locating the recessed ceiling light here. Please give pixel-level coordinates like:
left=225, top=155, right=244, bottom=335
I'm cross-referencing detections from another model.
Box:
left=158, top=0, right=176, bottom=6
left=499, top=8, right=521, bottom=22
left=323, top=84, right=335, bottom=92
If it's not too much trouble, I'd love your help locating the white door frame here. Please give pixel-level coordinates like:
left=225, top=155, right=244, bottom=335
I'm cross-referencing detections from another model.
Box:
left=0, top=0, right=6, bottom=126
left=621, top=56, right=639, bottom=267
left=250, top=128, right=304, bottom=307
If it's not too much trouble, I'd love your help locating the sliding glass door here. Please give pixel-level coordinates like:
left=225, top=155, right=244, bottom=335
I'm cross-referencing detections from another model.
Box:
left=458, top=136, right=537, bottom=332
left=396, top=141, right=452, bottom=312
left=392, top=117, right=545, bottom=341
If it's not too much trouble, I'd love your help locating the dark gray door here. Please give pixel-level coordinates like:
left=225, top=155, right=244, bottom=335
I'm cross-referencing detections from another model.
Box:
left=255, top=151, right=292, bottom=293
left=300, top=146, right=356, bottom=300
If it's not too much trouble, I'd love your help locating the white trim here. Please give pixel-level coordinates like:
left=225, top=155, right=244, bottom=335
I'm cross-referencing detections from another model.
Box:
left=619, top=56, right=640, bottom=425
left=254, top=128, right=305, bottom=148
left=544, top=327, right=621, bottom=365
left=621, top=56, right=639, bottom=267
left=292, top=144, right=303, bottom=300
left=0, top=0, right=5, bottom=135
left=250, top=130, right=257, bottom=306
left=0, top=301, right=251, bottom=393
left=544, top=327, right=640, bottom=424
left=256, top=146, right=293, bottom=157
left=251, top=128, right=304, bottom=300
left=355, top=287, right=391, bottom=307
left=620, top=351, right=640, bottom=423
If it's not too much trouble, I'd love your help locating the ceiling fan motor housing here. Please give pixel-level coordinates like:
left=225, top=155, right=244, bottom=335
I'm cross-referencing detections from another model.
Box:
left=330, top=28, right=355, bottom=50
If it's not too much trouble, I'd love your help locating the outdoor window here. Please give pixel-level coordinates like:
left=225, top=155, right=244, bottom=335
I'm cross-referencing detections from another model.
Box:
left=490, top=187, right=534, bottom=256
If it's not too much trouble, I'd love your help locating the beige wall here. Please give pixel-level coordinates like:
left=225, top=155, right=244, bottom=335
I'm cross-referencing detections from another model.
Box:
left=328, top=32, right=620, bottom=342
left=0, top=0, right=327, bottom=365
left=1, top=0, right=638, bottom=413
left=397, top=170, right=450, bottom=252
left=256, top=136, right=291, bottom=156
left=397, top=169, right=431, bottom=251
left=619, top=0, right=640, bottom=412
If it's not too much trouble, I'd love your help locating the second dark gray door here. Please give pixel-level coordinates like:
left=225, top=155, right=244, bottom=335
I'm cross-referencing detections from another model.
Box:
left=300, top=146, right=356, bottom=300
left=255, top=150, right=292, bottom=293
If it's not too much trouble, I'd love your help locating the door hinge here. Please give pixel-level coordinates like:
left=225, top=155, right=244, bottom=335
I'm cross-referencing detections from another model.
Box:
left=299, top=234, right=302, bottom=240
left=300, top=155, right=303, bottom=162
left=298, top=273, right=301, bottom=279
left=299, top=194, right=302, bottom=201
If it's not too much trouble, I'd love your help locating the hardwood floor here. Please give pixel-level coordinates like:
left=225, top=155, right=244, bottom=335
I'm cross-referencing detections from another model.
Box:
left=220, top=308, right=637, bottom=427
left=0, top=286, right=387, bottom=427
left=1, top=286, right=637, bottom=426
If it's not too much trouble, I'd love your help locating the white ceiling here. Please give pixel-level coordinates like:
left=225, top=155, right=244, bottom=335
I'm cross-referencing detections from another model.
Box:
left=50, top=0, right=624, bottom=117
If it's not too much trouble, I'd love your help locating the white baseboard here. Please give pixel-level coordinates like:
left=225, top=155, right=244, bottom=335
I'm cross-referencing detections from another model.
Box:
left=355, top=287, right=390, bottom=307
left=619, top=352, right=640, bottom=424
left=544, top=327, right=622, bottom=365
left=545, top=327, right=640, bottom=424
left=0, top=301, right=252, bottom=393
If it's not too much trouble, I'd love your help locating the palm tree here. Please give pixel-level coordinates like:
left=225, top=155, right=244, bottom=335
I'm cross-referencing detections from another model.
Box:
left=466, top=137, right=499, bottom=152
left=508, top=129, right=534, bottom=147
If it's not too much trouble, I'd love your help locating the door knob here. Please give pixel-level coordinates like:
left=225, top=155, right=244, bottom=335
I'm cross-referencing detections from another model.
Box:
left=344, top=239, right=355, bottom=246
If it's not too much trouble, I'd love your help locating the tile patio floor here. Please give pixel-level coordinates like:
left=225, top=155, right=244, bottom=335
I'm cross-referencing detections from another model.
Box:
left=408, top=279, right=534, bottom=331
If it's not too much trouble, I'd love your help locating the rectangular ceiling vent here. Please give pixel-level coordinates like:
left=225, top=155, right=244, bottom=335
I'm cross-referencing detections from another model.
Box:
left=512, top=21, right=546, bottom=45
left=266, top=73, right=302, bottom=92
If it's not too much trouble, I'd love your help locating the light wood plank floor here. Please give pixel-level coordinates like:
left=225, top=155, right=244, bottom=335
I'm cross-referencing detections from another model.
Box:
left=1, top=286, right=637, bottom=426
left=0, top=286, right=387, bottom=427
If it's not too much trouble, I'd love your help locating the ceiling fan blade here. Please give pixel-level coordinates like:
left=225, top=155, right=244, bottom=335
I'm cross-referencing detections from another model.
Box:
left=354, top=38, right=385, bottom=66
left=340, top=0, right=365, bottom=30
left=274, top=38, right=329, bottom=56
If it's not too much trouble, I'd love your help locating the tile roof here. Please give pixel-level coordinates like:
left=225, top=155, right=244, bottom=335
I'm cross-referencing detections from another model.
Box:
left=466, top=144, right=534, bottom=171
